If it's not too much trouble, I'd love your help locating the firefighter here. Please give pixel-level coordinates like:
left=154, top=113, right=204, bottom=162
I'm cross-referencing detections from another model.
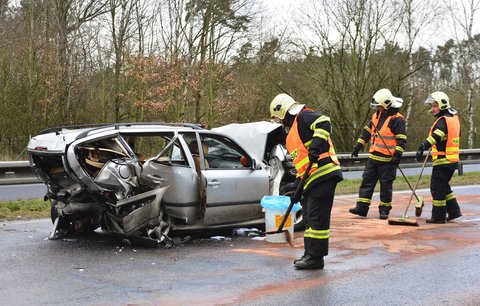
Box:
left=270, top=93, right=343, bottom=270
left=416, top=91, right=462, bottom=223
left=349, top=88, right=407, bottom=219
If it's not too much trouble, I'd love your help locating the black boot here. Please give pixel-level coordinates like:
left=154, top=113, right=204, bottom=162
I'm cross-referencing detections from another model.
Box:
left=428, top=205, right=446, bottom=224
left=293, top=254, right=306, bottom=264
left=426, top=218, right=446, bottom=224
left=447, top=211, right=462, bottom=221
left=379, top=206, right=392, bottom=220
left=349, top=203, right=369, bottom=217
left=294, top=255, right=324, bottom=270
left=446, top=197, right=462, bottom=221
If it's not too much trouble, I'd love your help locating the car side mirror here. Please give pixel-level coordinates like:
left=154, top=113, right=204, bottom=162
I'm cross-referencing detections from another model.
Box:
left=240, top=155, right=251, bottom=167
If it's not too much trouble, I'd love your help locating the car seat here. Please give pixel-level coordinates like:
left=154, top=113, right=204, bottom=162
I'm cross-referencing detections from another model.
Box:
left=188, top=141, right=209, bottom=170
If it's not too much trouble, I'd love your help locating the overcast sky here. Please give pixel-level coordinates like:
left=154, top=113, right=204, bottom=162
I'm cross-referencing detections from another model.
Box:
left=260, top=0, right=480, bottom=50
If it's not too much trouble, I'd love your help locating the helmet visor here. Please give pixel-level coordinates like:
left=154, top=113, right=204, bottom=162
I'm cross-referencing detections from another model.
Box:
left=424, top=95, right=436, bottom=106
left=370, top=98, right=380, bottom=109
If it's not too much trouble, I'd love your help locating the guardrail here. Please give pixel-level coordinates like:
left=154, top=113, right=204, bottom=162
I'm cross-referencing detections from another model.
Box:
left=1, top=149, right=480, bottom=185
left=338, top=149, right=480, bottom=176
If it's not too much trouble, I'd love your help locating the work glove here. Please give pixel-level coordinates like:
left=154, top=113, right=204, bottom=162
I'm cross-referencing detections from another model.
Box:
left=415, top=149, right=424, bottom=162
left=290, top=191, right=302, bottom=204
left=416, top=141, right=429, bottom=162
left=392, top=151, right=402, bottom=165
left=308, top=150, right=320, bottom=164
left=289, top=178, right=302, bottom=203
left=351, top=143, right=362, bottom=157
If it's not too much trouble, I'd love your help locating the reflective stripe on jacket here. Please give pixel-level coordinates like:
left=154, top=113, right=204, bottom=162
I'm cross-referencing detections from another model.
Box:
left=286, top=116, right=340, bottom=189
left=430, top=115, right=460, bottom=165
left=369, top=112, right=404, bottom=160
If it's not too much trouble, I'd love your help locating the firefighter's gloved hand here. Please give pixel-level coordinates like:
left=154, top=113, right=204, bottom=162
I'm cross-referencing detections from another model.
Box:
left=293, top=177, right=301, bottom=190
left=392, top=151, right=402, bottom=165
left=351, top=143, right=362, bottom=157
left=290, top=190, right=302, bottom=204
left=308, top=150, right=320, bottom=164
left=415, top=149, right=424, bottom=162
left=416, top=141, right=429, bottom=162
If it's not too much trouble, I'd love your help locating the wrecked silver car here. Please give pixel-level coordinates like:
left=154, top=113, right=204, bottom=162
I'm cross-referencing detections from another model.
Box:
left=27, top=122, right=296, bottom=246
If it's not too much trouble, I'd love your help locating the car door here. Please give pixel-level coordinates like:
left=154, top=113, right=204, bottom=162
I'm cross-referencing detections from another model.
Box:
left=136, top=132, right=199, bottom=223
left=198, top=133, right=270, bottom=225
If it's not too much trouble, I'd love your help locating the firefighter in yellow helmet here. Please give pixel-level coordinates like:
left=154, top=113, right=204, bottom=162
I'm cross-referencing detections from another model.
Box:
left=416, top=91, right=461, bottom=223
left=349, top=88, right=407, bottom=219
left=270, top=93, right=343, bottom=270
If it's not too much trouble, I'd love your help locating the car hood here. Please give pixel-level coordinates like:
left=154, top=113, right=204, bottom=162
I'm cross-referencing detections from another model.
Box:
left=213, top=121, right=283, bottom=161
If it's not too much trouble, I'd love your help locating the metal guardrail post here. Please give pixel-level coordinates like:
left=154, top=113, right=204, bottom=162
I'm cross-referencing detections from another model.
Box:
left=458, top=162, right=463, bottom=176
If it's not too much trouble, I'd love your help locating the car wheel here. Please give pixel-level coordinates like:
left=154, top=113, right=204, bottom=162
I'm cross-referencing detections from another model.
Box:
left=279, top=182, right=305, bottom=231
left=149, top=205, right=173, bottom=242
left=50, top=200, right=98, bottom=235
left=50, top=200, right=72, bottom=232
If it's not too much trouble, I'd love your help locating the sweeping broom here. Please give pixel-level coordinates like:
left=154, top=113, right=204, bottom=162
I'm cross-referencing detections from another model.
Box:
left=369, top=121, right=422, bottom=226
left=414, top=149, right=430, bottom=217
left=388, top=150, right=430, bottom=226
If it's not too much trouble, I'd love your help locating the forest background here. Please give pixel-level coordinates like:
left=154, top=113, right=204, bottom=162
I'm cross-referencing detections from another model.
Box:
left=0, top=0, right=479, bottom=160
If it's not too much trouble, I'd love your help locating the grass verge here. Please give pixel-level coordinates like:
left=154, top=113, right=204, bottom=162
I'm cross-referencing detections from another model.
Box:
left=0, top=198, right=50, bottom=220
left=1, top=172, right=478, bottom=220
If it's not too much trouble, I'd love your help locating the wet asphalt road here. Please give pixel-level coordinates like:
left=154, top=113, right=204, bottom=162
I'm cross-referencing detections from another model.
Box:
left=1, top=186, right=480, bottom=305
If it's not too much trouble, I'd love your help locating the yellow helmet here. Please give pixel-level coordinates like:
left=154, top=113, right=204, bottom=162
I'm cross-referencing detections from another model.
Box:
left=270, top=93, right=304, bottom=119
left=425, top=91, right=450, bottom=109
left=370, top=88, right=402, bottom=110
left=425, top=91, right=456, bottom=114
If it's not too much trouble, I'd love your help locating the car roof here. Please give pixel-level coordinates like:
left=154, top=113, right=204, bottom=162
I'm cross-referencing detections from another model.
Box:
left=28, top=122, right=206, bottom=152
left=39, top=122, right=205, bottom=136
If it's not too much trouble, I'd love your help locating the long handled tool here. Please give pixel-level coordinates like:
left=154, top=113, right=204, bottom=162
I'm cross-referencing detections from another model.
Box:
left=414, top=149, right=430, bottom=217
left=370, top=121, right=424, bottom=216
left=262, top=161, right=313, bottom=245
left=389, top=150, right=430, bottom=226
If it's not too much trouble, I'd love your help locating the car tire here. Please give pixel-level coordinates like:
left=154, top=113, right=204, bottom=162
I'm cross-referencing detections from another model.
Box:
left=149, top=205, right=173, bottom=242
left=279, top=182, right=305, bottom=232
left=50, top=200, right=72, bottom=233
left=50, top=200, right=98, bottom=235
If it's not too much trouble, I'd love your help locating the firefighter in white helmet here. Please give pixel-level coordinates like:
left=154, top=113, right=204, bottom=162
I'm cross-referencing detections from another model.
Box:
left=270, top=93, right=343, bottom=270
left=416, top=91, right=461, bottom=223
left=349, top=88, right=407, bottom=219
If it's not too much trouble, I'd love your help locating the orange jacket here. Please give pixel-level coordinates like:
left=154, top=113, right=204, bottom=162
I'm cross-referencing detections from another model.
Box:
left=286, top=116, right=340, bottom=189
left=369, top=112, right=404, bottom=156
left=430, top=115, right=460, bottom=163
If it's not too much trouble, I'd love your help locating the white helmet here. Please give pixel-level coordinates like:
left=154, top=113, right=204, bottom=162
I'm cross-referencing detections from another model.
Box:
left=425, top=91, right=456, bottom=114
left=270, top=93, right=305, bottom=120
left=370, top=88, right=402, bottom=110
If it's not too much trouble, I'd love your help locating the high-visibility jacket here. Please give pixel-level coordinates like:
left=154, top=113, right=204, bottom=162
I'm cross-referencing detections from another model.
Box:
left=369, top=112, right=404, bottom=161
left=430, top=115, right=460, bottom=165
left=286, top=115, right=340, bottom=189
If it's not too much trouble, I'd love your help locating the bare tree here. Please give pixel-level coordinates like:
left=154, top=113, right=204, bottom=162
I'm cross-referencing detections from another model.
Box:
left=105, top=0, right=139, bottom=122
left=443, top=0, right=480, bottom=148
left=46, top=0, right=109, bottom=122
left=399, top=0, right=443, bottom=130
left=297, top=0, right=408, bottom=150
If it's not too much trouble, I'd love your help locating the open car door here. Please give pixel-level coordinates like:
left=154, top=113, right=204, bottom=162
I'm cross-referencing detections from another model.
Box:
left=198, top=134, right=270, bottom=225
